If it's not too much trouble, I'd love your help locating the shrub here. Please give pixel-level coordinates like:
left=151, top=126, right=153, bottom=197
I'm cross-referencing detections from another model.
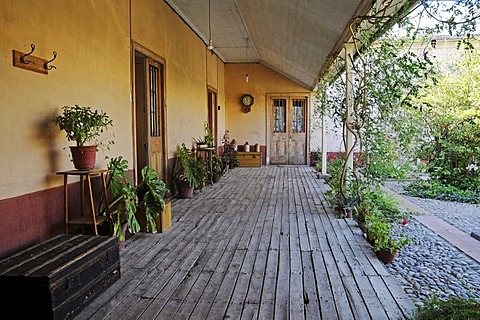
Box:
left=404, top=179, right=480, bottom=204
left=412, top=296, right=480, bottom=320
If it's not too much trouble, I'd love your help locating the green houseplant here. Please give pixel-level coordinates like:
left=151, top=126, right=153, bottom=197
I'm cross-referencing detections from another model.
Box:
left=55, top=105, right=113, bottom=170
left=366, top=211, right=412, bottom=263
left=173, top=143, right=205, bottom=198
left=212, top=154, right=226, bottom=182
left=136, top=166, right=171, bottom=233
left=107, top=156, right=139, bottom=247
left=107, top=156, right=170, bottom=247
left=193, top=122, right=214, bottom=149
left=221, top=130, right=238, bottom=169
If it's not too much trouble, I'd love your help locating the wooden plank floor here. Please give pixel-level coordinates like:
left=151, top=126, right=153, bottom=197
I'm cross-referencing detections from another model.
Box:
left=75, top=166, right=415, bottom=320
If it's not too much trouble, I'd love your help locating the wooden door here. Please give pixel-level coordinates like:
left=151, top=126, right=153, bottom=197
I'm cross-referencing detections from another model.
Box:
left=270, top=97, right=307, bottom=165
left=207, top=90, right=218, bottom=146
left=271, top=99, right=288, bottom=164
left=134, top=52, right=167, bottom=181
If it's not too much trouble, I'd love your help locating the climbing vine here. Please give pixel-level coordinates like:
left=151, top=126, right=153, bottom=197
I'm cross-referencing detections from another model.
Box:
left=317, top=0, right=480, bottom=208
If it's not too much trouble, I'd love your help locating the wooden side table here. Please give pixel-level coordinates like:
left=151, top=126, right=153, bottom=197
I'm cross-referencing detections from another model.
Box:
left=56, top=169, right=110, bottom=235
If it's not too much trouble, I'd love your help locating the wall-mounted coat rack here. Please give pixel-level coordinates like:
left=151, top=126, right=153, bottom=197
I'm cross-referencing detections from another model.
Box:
left=13, top=44, right=57, bottom=75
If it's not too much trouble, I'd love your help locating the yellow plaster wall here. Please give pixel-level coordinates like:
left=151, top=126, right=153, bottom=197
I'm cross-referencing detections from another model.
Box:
left=0, top=0, right=226, bottom=200
left=0, top=0, right=131, bottom=199
left=225, top=64, right=311, bottom=146
left=132, top=0, right=225, bottom=156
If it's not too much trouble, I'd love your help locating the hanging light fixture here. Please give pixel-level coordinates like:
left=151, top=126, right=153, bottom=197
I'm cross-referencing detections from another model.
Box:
left=245, top=37, right=249, bottom=82
left=207, top=0, right=214, bottom=51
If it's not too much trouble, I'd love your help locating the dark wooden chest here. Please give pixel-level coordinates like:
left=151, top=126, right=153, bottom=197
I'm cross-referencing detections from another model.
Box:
left=0, top=234, right=120, bottom=319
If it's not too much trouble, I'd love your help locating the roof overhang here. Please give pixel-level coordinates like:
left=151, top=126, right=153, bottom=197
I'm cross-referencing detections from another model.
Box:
left=165, top=0, right=417, bottom=90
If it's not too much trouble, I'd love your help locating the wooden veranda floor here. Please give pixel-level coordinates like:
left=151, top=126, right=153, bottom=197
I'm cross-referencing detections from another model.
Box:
left=76, top=166, right=415, bottom=319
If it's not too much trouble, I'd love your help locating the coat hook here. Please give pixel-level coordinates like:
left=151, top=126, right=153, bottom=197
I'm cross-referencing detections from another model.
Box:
left=20, top=44, right=36, bottom=65
left=44, top=51, right=57, bottom=70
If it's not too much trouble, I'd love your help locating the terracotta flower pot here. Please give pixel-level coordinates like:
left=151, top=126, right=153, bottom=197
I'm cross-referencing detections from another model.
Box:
left=70, top=145, right=96, bottom=170
left=345, top=209, right=353, bottom=218
left=177, top=181, right=194, bottom=198
left=358, top=221, right=367, bottom=234
left=377, top=248, right=396, bottom=264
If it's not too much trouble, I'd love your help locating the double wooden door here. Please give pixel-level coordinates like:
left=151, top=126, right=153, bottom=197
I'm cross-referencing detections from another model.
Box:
left=270, top=97, right=307, bottom=165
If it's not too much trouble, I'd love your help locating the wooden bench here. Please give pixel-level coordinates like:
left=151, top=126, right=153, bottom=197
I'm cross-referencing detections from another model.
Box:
left=0, top=234, right=120, bottom=319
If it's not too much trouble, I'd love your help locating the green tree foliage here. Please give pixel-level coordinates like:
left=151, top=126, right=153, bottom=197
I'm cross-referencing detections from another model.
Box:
left=416, top=48, right=480, bottom=191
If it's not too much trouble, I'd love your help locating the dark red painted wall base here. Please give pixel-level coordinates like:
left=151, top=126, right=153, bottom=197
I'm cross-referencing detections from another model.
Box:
left=0, top=176, right=106, bottom=260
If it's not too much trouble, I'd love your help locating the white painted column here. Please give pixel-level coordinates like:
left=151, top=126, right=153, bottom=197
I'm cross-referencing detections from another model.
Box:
left=321, top=109, right=327, bottom=175
left=344, top=43, right=355, bottom=173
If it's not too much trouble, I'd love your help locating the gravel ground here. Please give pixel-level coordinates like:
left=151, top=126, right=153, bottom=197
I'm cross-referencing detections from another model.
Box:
left=385, top=219, right=480, bottom=306
left=380, top=180, right=480, bottom=306
left=384, top=180, right=480, bottom=235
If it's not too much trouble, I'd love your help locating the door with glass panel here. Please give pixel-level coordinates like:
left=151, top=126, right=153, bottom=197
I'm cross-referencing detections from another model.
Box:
left=134, top=51, right=167, bottom=181
left=271, top=97, right=307, bottom=165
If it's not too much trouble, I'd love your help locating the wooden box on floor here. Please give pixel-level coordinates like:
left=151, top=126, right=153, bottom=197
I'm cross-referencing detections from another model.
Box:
left=0, top=234, right=120, bottom=319
left=237, top=151, right=262, bottom=167
left=135, top=201, right=172, bottom=233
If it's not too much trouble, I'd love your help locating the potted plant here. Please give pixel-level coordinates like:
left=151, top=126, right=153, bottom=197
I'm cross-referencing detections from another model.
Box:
left=173, top=143, right=205, bottom=198
left=55, top=105, right=113, bottom=170
left=107, top=157, right=171, bottom=246
left=374, top=233, right=412, bottom=264
left=107, top=156, right=140, bottom=249
left=310, top=149, right=320, bottom=166
left=365, top=212, right=390, bottom=246
left=193, top=137, right=208, bottom=149
left=342, top=196, right=359, bottom=218
left=136, top=166, right=171, bottom=233
left=221, top=130, right=238, bottom=169
left=212, top=154, right=226, bottom=183
left=193, top=122, right=215, bottom=149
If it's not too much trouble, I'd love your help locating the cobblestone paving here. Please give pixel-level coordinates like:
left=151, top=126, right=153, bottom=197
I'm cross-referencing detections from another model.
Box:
left=381, top=180, right=480, bottom=306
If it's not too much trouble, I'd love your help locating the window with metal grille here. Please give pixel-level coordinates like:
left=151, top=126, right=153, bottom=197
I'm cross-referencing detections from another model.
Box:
left=149, top=65, right=160, bottom=136
left=292, top=99, right=305, bottom=133
left=274, top=99, right=286, bottom=133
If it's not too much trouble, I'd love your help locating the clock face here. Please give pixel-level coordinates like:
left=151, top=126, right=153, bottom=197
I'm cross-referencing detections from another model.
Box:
left=241, top=94, right=254, bottom=107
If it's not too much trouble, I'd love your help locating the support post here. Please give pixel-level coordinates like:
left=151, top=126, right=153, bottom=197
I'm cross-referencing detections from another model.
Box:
left=344, top=43, right=355, bottom=174
left=321, top=110, right=327, bottom=175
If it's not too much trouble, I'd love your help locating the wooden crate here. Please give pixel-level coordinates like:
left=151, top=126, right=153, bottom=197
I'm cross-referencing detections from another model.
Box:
left=237, top=152, right=262, bottom=167
left=0, top=234, right=120, bottom=319
left=135, top=201, right=172, bottom=233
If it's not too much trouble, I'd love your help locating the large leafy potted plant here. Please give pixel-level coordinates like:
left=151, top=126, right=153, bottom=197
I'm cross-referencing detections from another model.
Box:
left=107, top=156, right=140, bottom=249
left=55, top=104, right=113, bottom=170
left=136, top=166, right=171, bottom=233
left=173, top=143, right=205, bottom=198
left=107, top=157, right=171, bottom=246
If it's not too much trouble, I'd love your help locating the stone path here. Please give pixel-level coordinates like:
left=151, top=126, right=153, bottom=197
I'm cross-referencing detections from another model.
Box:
left=381, top=180, right=480, bottom=305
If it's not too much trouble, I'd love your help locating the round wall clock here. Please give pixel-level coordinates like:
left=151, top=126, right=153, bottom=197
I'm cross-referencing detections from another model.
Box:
left=241, top=94, right=254, bottom=107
